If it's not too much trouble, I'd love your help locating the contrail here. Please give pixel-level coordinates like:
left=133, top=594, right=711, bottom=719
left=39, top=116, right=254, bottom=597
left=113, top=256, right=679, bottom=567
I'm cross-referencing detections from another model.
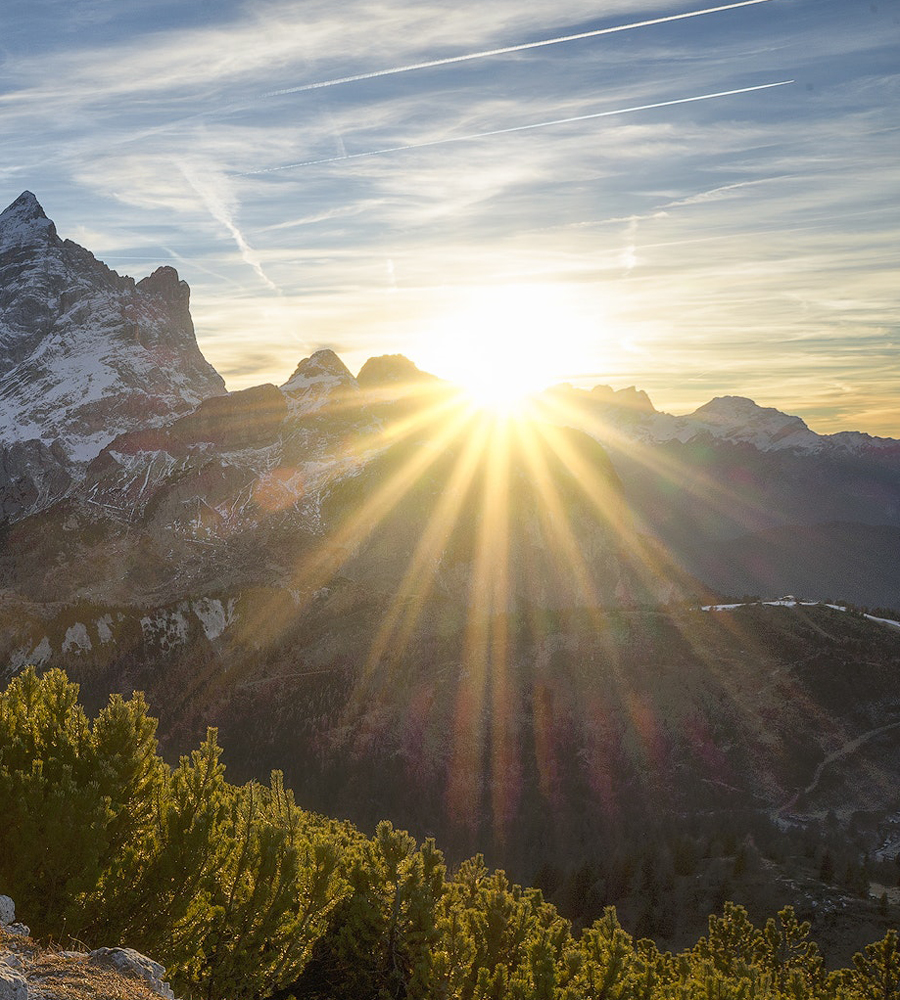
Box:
left=243, top=80, right=795, bottom=175
left=178, top=160, right=279, bottom=291
left=265, top=0, right=778, bottom=98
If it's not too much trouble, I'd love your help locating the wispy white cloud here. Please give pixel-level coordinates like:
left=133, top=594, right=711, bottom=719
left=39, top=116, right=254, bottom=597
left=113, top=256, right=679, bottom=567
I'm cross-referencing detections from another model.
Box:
left=1, top=0, right=897, bottom=432
left=244, top=81, right=795, bottom=174
left=1, top=0, right=671, bottom=108
left=254, top=204, right=370, bottom=234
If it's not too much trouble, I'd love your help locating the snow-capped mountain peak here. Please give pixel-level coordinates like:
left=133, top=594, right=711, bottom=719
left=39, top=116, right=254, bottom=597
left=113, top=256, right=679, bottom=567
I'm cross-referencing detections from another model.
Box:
left=0, top=191, right=226, bottom=518
left=283, top=348, right=354, bottom=389
left=281, top=349, right=359, bottom=414
left=0, top=191, right=57, bottom=248
left=687, top=395, right=821, bottom=450
left=691, top=395, right=773, bottom=421
left=543, top=384, right=897, bottom=458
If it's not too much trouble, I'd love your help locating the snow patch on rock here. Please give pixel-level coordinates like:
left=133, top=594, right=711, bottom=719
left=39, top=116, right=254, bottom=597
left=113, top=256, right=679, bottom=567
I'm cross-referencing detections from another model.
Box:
left=140, top=609, right=190, bottom=651
left=62, top=622, right=92, bottom=654
left=701, top=598, right=900, bottom=631
left=281, top=349, right=359, bottom=415
left=5, top=649, right=30, bottom=676
left=0, top=191, right=226, bottom=480
left=192, top=598, right=236, bottom=640
left=96, top=614, right=114, bottom=643
left=4, top=636, right=51, bottom=677
left=30, top=637, right=51, bottom=665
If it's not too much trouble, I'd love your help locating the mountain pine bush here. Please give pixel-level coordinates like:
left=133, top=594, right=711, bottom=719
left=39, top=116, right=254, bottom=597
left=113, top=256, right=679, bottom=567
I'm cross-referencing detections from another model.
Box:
left=1, top=666, right=898, bottom=1000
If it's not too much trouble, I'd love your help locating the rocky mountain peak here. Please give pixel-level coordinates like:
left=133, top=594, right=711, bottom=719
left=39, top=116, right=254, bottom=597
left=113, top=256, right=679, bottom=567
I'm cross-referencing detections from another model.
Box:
left=281, top=349, right=359, bottom=415
left=356, top=354, right=435, bottom=388
left=283, top=348, right=354, bottom=387
left=137, top=265, right=189, bottom=303
left=692, top=395, right=786, bottom=421
left=0, top=190, right=58, bottom=248
left=0, top=194, right=226, bottom=519
left=690, top=394, right=809, bottom=432
left=135, top=265, right=192, bottom=329
left=686, top=395, right=819, bottom=450
left=590, top=383, right=656, bottom=414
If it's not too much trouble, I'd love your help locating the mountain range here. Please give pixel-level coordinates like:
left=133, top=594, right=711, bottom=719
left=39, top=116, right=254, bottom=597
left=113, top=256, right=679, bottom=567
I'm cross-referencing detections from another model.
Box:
left=3, top=191, right=899, bottom=608
left=2, top=191, right=899, bottom=951
left=535, top=385, right=900, bottom=609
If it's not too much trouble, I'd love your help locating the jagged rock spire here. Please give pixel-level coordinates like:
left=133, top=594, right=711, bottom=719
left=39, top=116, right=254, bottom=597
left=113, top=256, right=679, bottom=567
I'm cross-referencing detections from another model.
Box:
left=0, top=190, right=57, bottom=247
left=0, top=192, right=226, bottom=473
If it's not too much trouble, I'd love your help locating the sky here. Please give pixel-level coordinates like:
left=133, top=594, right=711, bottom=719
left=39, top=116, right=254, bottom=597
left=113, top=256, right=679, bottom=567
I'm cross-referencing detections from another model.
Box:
left=1, top=0, right=898, bottom=434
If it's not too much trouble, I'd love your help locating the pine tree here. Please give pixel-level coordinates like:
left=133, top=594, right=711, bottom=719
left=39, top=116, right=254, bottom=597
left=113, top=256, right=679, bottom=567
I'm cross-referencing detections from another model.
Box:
left=0, top=668, right=115, bottom=934
left=851, top=929, right=900, bottom=1000
left=759, top=906, right=823, bottom=994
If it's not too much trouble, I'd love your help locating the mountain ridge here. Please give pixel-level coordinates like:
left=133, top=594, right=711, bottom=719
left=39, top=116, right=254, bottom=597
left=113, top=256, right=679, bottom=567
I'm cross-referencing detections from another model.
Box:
left=2, top=192, right=900, bottom=611
left=544, top=385, right=898, bottom=457
left=1, top=191, right=896, bottom=461
left=0, top=192, right=226, bottom=461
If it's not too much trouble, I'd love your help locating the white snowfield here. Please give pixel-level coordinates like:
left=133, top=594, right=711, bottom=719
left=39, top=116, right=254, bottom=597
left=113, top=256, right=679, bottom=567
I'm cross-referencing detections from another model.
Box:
left=701, top=597, right=900, bottom=630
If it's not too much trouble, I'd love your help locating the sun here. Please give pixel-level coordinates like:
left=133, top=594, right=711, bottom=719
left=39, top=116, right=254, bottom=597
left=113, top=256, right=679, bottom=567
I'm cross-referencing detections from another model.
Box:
left=415, top=283, right=597, bottom=415
left=457, top=348, right=546, bottom=416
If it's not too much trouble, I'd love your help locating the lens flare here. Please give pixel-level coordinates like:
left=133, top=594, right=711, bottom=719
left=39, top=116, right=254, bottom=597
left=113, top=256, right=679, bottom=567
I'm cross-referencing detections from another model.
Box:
left=234, top=353, right=741, bottom=843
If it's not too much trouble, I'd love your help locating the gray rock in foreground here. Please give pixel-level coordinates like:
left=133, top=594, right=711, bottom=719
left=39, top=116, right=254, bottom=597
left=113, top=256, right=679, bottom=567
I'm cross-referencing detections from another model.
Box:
left=0, top=897, right=177, bottom=999
left=89, top=947, right=175, bottom=999
left=0, top=966, right=28, bottom=1000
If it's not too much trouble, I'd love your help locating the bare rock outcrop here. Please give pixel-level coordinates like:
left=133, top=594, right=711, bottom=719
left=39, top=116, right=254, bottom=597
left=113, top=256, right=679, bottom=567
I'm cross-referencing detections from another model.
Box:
left=0, top=897, right=28, bottom=938
left=89, top=948, right=175, bottom=999
left=0, top=897, right=176, bottom=1000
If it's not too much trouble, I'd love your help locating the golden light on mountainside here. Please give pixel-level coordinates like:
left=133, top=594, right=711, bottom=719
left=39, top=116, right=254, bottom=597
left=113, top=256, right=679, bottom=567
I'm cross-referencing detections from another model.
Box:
left=241, top=370, right=701, bottom=840
left=171, top=346, right=899, bottom=850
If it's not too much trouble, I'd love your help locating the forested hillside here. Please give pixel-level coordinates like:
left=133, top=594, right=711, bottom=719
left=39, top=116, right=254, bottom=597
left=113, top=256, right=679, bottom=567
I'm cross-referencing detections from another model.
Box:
left=18, top=594, right=898, bottom=960
left=2, top=668, right=897, bottom=1000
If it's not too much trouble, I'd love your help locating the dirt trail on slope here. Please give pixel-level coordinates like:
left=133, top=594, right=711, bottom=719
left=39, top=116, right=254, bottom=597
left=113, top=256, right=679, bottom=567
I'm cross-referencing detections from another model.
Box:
left=777, top=718, right=900, bottom=816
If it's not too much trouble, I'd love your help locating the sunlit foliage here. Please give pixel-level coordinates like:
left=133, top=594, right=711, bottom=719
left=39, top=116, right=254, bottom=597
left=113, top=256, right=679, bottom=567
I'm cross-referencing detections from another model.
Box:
left=1, top=667, right=897, bottom=1000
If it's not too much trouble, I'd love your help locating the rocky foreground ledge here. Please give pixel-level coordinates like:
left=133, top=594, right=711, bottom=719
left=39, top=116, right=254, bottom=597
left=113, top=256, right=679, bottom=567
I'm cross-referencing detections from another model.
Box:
left=1, top=896, right=175, bottom=1000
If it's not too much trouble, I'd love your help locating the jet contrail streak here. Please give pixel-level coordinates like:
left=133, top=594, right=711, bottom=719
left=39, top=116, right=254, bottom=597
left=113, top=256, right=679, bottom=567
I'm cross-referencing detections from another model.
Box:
left=178, top=161, right=279, bottom=291
left=264, top=0, right=777, bottom=98
left=243, top=80, right=795, bottom=175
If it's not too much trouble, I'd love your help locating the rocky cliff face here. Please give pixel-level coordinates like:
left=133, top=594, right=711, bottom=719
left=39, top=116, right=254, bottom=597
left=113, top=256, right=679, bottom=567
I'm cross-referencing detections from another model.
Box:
left=0, top=192, right=226, bottom=519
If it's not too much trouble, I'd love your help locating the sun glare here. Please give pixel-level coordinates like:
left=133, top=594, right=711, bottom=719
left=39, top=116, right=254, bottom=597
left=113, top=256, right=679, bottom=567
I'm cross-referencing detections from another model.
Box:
left=198, top=283, right=684, bottom=842
left=416, top=283, right=597, bottom=415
